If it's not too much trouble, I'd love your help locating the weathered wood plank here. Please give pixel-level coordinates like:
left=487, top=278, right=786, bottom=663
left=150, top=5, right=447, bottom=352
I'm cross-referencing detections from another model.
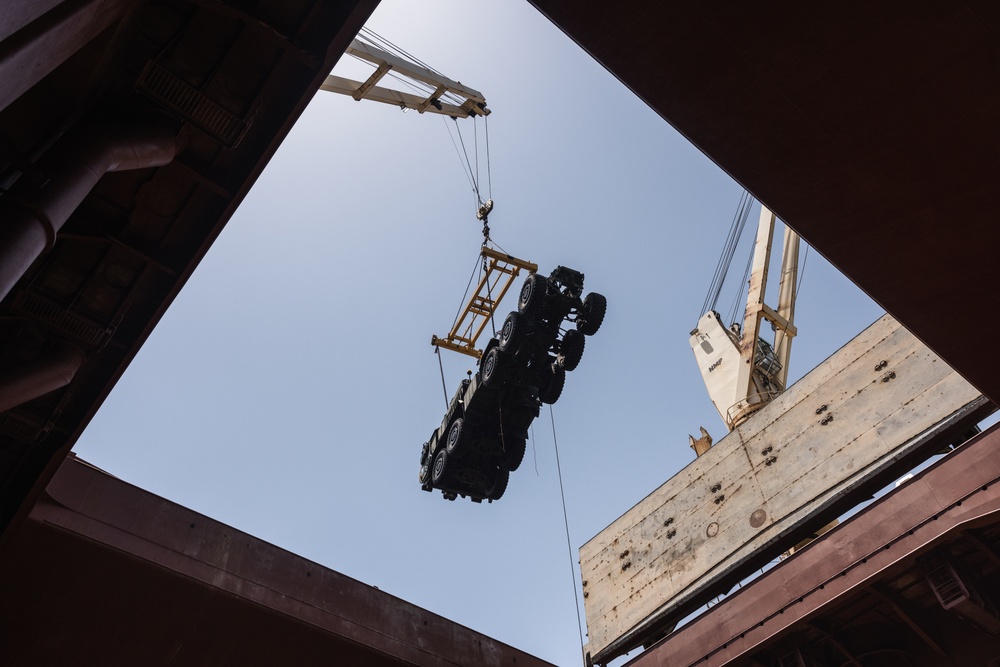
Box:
left=581, top=315, right=990, bottom=665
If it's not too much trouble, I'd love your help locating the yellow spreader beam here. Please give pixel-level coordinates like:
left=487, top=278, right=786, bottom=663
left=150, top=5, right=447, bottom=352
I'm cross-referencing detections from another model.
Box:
left=432, top=247, right=537, bottom=359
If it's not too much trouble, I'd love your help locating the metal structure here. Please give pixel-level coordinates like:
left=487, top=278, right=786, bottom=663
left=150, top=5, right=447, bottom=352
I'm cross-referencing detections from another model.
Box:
left=421, top=265, right=605, bottom=502
left=526, top=3, right=1000, bottom=665
left=2, top=1, right=1000, bottom=665
left=630, top=422, right=1000, bottom=667
left=0, top=0, right=387, bottom=538
left=322, top=38, right=490, bottom=119
left=690, top=206, right=800, bottom=431
left=527, top=1, right=1000, bottom=410
left=431, top=246, right=537, bottom=359
left=0, top=1, right=548, bottom=664
left=582, top=314, right=990, bottom=666
left=1, top=453, right=555, bottom=666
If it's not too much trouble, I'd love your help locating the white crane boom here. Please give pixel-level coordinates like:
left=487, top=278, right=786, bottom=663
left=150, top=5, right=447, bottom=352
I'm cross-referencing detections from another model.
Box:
left=690, top=206, right=799, bottom=431
left=322, top=39, right=490, bottom=119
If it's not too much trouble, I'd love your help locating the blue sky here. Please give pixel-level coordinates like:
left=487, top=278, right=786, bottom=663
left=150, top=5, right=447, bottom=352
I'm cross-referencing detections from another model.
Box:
left=74, top=2, right=896, bottom=665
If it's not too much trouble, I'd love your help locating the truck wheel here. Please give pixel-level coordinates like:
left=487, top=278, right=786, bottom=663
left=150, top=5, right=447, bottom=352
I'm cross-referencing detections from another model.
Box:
left=431, top=449, right=449, bottom=485
left=488, top=466, right=510, bottom=500
left=503, top=437, right=526, bottom=472
left=559, top=329, right=585, bottom=371
left=518, top=273, right=546, bottom=318
left=481, top=338, right=498, bottom=366
left=446, top=418, right=466, bottom=457
left=499, top=311, right=527, bottom=352
left=540, top=365, right=566, bottom=404
left=576, top=292, right=607, bottom=336
left=481, top=347, right=507, bottom=388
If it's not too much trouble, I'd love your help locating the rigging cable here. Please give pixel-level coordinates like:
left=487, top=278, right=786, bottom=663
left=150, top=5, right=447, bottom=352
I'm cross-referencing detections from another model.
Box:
left=700, top=190, right=746, bottom=316
left=474, top=118, right=481, bottom=204
left=797, top=244, right=811, bottom=298
left=484, top=114, right=492, bottom=200
left=351, top=29, right=484, bottom=115
left=367, top=28, right=502, bottom=373
left=359, top=28, right=442, bottom=78
left=486, top=236, right=510, bottom=256
left=549, top=405, right=587, bottom=653
left=443, top=117, right=477, bottom=196
left=358, top=29, right=463, bottom=108
left=453, top=118, right=483, bottom=207
left=440, top=109, right=492, bottom=218
left=718, top=192, right=755, bottom=314
left=435, top=346, right=449, bottom=409
left=529, top=423, right=539, bottom=476
left=726, top=240, right=755, bottom=328
left=348, top=35, right=445, bottom=103
left=701, top=191, right=754, bottom=318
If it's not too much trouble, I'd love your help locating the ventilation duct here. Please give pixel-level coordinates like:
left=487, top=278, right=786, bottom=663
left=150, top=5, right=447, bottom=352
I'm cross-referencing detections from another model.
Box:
left=925, top=557, right=1000, bottom=635
left=0, top=343, right=83, bottom=413
left=0, top=119, right=178, bottom=304
left=136, top=61, right=251, bottom=146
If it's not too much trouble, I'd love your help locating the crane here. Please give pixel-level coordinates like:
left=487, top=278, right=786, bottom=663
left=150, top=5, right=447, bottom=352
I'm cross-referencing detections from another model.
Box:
left=689, top=204, right=800, bottom=432
left=321, top=37, right=489, bottom=119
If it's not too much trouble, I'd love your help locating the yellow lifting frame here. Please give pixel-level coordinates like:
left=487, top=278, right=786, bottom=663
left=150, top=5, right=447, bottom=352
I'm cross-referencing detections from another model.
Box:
left=432, top=247, right=538, bottom=359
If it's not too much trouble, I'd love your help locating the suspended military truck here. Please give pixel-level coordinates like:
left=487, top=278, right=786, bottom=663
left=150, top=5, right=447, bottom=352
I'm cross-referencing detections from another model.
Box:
left=420, top=266, right=606, bottom=502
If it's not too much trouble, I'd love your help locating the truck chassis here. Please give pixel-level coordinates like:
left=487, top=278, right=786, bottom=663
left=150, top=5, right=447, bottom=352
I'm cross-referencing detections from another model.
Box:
left=419, top=266, right=606, bottom=502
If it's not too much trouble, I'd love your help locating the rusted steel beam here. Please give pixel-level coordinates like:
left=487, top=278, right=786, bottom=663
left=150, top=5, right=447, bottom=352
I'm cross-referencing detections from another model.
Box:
left=0, top=455, right=555, bottom=667
left=960, top=528, right=1000, bottom=570
left=0, top=0, right=132, bottom=114
left=869, top=586, right=948, bottom=658
left=805, top=622, right=862, bottom=667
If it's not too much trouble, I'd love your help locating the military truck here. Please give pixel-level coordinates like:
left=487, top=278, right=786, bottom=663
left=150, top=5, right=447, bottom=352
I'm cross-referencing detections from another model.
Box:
left=419, top=266, right=606, bottom=502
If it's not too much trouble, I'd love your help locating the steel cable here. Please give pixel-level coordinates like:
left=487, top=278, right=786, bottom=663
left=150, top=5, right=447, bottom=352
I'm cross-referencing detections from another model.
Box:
left=435, top=346, right=449, bottom=409
left=701, top=191, right=754, bottom=318
left=549, top=405, right=587, bottom=655
left=453, top=118, right=481, bottom=205
left=443, top=117, right=477, bottom=197
left=485, top=114, right=492, bottom=200
left=727, top=239, right=755, bottom=328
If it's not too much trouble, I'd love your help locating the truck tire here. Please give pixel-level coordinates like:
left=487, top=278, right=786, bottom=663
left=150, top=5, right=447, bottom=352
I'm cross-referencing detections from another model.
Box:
left=431, top=449, right=449, bottom=485
left=503, top=436, right=526, bottom=472
left=540, top=364, right=566, bottom=404
left=518, top=273, right=546, bottom=318
left=418, top=443, right=431, bottom=484
left=446, top=418, right=466, bottom=457
left=481, top=346, right=507, bottom=388
left=499, top=311, right=527, bottom=352
left=559, top=329, right=585, bottom=371
left=576, top=292, right=607, bottom=336
left=488, top=466, right=510, bottom=500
